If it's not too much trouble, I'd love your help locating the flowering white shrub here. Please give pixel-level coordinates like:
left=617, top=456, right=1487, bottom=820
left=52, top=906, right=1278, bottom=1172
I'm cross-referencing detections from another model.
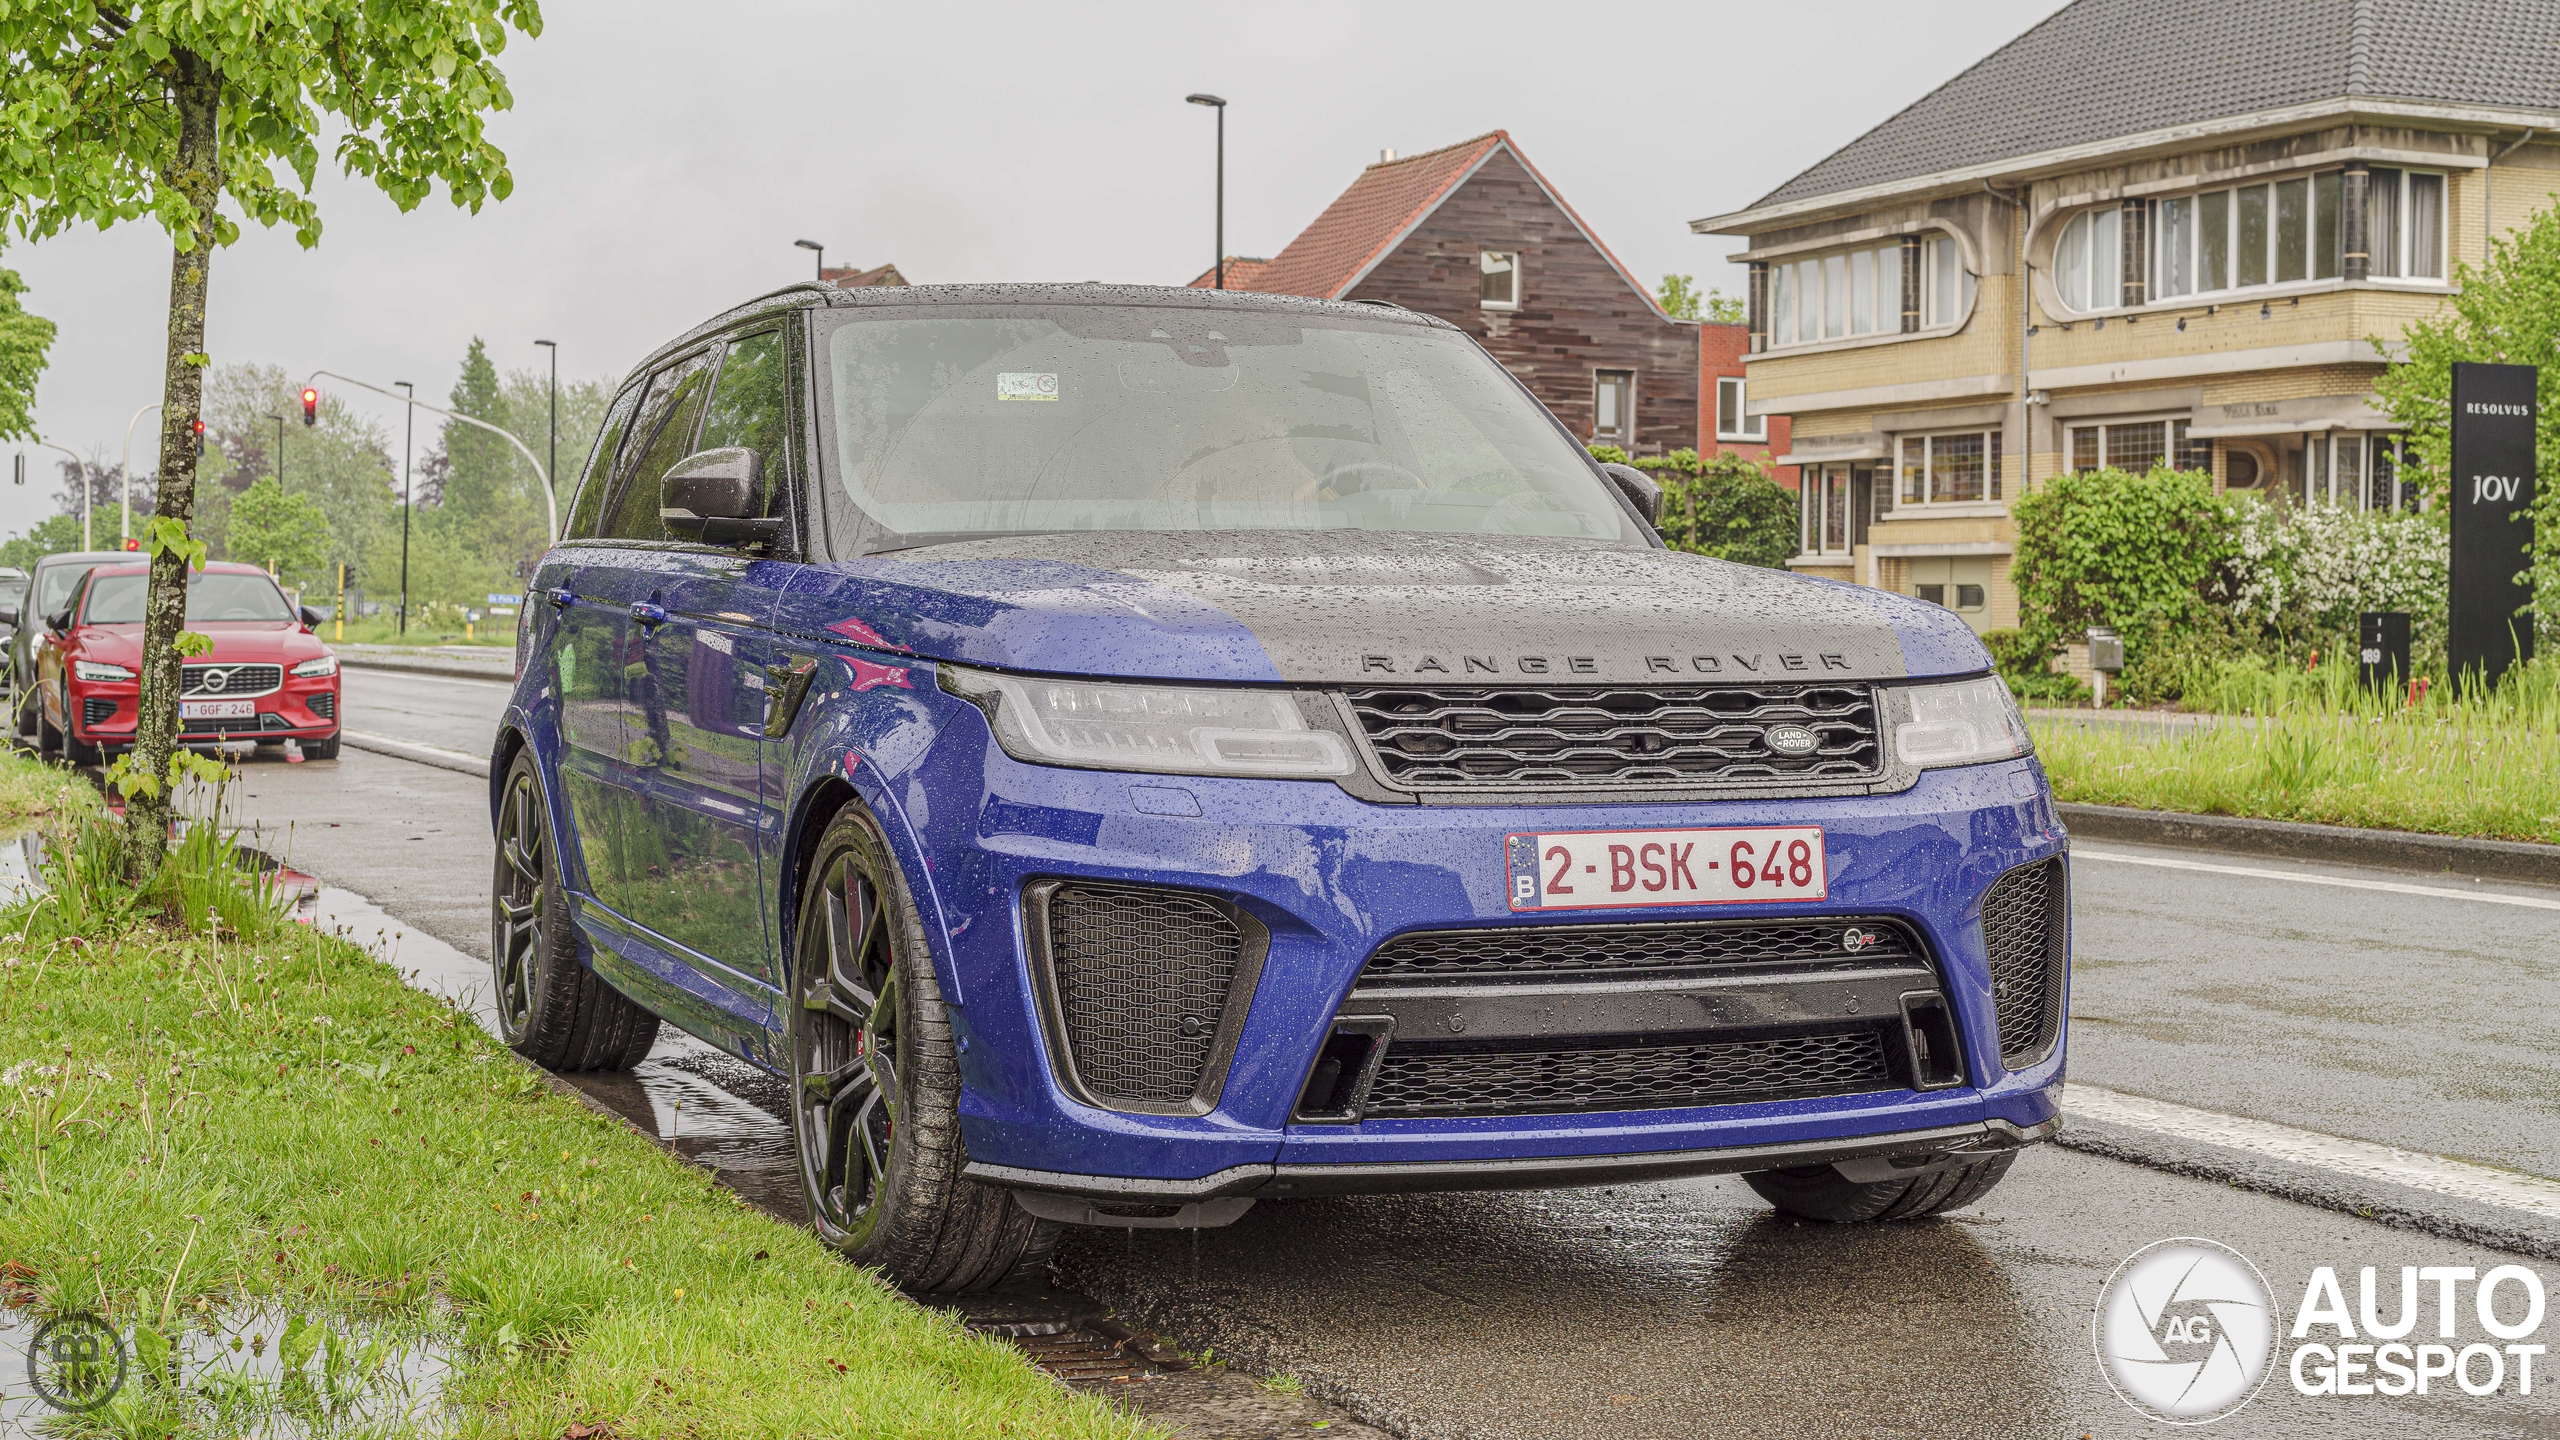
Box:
left=2224, top=497, right=2449, bottom=647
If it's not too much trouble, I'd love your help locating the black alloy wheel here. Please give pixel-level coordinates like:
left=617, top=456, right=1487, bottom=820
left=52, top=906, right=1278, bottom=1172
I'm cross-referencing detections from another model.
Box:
left=489, top=753, right=658, bottom=1071
left=793, top=830, right=904, bottom=1247
left=787, top=806, right=1057, bottom=1290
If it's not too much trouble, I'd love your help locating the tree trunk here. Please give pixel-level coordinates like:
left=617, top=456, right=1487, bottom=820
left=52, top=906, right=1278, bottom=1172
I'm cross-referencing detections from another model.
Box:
left=123, top=49, right=221, bottom=882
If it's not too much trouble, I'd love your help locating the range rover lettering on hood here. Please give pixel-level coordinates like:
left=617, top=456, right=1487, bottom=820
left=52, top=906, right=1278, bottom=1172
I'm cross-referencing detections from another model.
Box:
left=809, top=531, right=1987, bottom=685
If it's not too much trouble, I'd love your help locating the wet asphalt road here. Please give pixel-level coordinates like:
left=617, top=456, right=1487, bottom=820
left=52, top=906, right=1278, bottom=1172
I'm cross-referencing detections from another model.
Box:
left=203, top=663, right=2560, bottom=1438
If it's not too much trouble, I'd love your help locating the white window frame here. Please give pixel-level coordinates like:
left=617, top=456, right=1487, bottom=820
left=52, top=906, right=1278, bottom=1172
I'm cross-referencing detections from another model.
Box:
left=2066, top=414, right=2197, bottom=474
left=1716, top=377, right=1765, bottom=440
left=1479, top=250, right=1521, bottom=311
left=1767, top=241, right=1931, bottom=350
left=1592, top=368, right=1634, bottom=444
left=2051, top=167, right=2444, bottom=317
left=1799, top=465, right=1854, bottom=556
left=1892, top=428, right=2003, bottom=510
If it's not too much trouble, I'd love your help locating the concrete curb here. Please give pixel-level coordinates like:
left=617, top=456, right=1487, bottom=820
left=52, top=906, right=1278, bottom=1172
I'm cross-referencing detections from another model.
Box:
left=340, top=729, right=490, bottom=779
left=2058, top=802, right=2560, bottom=886
left=337, top=646, right=515, bottom=682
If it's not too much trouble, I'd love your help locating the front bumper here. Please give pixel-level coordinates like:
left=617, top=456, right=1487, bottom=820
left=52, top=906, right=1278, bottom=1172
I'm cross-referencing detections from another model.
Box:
left=71, top=675, right=340, bottom=745
left=821, top=684, right=2073, bottom=1196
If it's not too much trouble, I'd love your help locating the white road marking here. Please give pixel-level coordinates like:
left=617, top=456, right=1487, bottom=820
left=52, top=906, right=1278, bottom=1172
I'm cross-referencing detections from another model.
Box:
left=341, top=730, right=491, bottom=778
left=2073, top=847, right=2560, bottom=911
left=2066, top=1083, right=2560, bottom=1221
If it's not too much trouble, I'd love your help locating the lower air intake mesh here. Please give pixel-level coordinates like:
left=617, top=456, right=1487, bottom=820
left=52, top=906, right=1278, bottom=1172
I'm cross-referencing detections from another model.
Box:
left=1982, top=858, right=2068, bottom=1067
left=309, top=692, right=335, bottom=720
left=1362, top=1030, right=1894, bottom=1119
left=1044, top=882, right=1243, bottom=1106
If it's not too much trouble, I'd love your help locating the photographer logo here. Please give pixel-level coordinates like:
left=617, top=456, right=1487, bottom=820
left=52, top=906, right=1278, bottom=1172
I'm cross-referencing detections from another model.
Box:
left=2095, top=1238, right=2278, bottom=1424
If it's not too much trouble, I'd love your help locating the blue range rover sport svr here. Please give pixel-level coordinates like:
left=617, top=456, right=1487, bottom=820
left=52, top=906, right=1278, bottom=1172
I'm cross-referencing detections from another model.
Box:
left=493, top=283, right=2068, bottom=1292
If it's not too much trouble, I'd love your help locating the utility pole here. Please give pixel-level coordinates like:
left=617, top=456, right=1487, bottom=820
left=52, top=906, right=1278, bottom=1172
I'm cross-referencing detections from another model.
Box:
left=534, top=339, right=558, bottom=498
left=267, top=413, right=285, bottom=489
left=396, top=380, right=413, bottom=636
left=1186, top=94, right=1227, bottom=288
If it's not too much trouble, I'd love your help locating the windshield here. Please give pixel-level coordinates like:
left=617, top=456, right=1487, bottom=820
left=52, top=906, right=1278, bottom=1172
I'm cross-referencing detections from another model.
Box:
left=82, top=572, right=296, bottom=625
left=819, top=306, right=1634, bottom=548
left=37, top=562, right=100, bottom=615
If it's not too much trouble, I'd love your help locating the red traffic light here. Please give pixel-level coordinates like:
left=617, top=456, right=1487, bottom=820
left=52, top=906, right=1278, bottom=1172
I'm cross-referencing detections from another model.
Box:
left=192, top=417, right=205, bottom=456
left=122, top=537, right=140, bottom=551
left=301, top=387, right=319, bottom=425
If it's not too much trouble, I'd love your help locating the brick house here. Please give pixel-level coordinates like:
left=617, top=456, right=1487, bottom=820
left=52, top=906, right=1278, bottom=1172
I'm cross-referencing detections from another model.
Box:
left=1193, top=131, right=1701, bottom=456
left=1700, top=319, right=1793, bottom=486
left=1692, top=0, right=2560, bottom=634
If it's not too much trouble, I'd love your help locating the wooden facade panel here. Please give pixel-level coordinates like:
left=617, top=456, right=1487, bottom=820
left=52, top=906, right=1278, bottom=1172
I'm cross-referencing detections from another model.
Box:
left=1345, top=149, right=1699, bottom=455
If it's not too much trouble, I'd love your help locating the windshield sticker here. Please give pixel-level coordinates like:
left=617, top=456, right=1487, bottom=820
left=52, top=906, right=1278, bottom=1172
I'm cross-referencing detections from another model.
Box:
left=997, top=372, right=1059, bottom=402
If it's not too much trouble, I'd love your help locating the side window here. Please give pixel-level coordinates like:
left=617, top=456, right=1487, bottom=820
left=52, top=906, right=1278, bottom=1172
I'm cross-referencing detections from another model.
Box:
left=696, top=330, right=788, bottom=516
left=599, top=351, right=714, bottom=542
left=566, top=381, right=648, bottom=539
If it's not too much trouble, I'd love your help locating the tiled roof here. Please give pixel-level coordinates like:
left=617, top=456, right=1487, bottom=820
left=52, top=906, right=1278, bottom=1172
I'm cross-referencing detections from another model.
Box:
left=1185, top=256, right=1277, bottom=290
left=822, top=263, right=907, bottom=288
left=1750, top=0, right=2560, bottom=212
left=1218, top=134, right=1506, bottom=299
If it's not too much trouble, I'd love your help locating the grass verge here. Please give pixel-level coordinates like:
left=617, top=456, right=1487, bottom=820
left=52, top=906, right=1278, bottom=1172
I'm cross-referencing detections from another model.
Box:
left=2032, top=658, right=2560, bottom=843
left=0, top=749, right=1153, bottom=1438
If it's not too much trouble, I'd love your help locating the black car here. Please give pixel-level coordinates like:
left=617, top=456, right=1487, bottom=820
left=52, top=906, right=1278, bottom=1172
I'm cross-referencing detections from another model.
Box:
left=7, top=551, right=125, bottom=735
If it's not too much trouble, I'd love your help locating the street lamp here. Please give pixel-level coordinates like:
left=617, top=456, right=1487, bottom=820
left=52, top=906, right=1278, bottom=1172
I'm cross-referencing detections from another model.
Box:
left=25, top=440, right=92, bottom=549
left=1186, top=93, right=1227, bottom=289
left=795, top=238, right=824, bottom=282
left=396, top=380, right=413, bottom=636
left=121, top=403, right=161, bottom=548
left=266, top=413, right=286, bottom=490
left=533, top=339, right=558, bottom=498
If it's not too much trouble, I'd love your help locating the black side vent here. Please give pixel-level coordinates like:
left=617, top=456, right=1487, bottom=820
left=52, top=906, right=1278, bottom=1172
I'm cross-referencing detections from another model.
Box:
left=1982, top=859, right=2068, bottom=1068
left=309, top=692, right=336, bottom=720
left=1032, top=881, right=1266, bottom=1113
left=82, top=697, right=116, bottom=728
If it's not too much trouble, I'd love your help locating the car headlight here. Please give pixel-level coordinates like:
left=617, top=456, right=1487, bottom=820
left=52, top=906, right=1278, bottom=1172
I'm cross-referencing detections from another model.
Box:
left=1889, top=674, right=2032, bottom=769
left=292, top=655, right=340, bottom=678
left=943, top=666, right=1353, bottom=779
left=73, top=660, right=134, bottom=682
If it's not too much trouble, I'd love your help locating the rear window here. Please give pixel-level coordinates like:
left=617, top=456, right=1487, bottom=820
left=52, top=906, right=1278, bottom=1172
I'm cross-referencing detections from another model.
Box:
left=81, top=572, right=296, bottom=625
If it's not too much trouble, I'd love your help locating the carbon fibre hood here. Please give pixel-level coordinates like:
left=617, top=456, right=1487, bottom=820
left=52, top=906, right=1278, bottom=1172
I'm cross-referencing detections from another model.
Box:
left=779, top=531, right=1990, bottom=684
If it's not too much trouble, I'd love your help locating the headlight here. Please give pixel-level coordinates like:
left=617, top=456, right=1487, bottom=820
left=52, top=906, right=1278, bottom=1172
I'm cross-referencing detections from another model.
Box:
left=292, top=655, right=340, bottom=678
left=944, top=667, right=1353, bottom=779
left=73, top=660, right=134, bottom=682
left=1890, top=675, right=2032, bottom=769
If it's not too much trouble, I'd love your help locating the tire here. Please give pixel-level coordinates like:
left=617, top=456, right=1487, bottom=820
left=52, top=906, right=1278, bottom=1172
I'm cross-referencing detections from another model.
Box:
left=62, top=720, right=98, bottom=767
left=789, top=804, right=1058, bottom=1292
left=302, top=732, right=341, bottom=761
left=491, top=753, right=659, bottom=1071
left=12, top=685, right=32, bottom=740
left=36, top=703, right=60, bottom=760
left=1742, top=1152, right=2017, bottom=1223
left=254, top=737, right=285, bottom=748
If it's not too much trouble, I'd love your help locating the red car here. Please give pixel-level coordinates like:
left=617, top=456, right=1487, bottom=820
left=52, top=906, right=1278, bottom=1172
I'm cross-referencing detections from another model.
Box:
left=34, top=560, right=341, bottom=765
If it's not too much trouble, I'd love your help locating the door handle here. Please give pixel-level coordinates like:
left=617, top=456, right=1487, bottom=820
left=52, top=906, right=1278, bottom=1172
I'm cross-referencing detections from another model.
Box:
left=763, top=657, right=821, bottom=739
left=630, top=602, right=669, bottom=627
left=548, top=588, right=575, bottom=608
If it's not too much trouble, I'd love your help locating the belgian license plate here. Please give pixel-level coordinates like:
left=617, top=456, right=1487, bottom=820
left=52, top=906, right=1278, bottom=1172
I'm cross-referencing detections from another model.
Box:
left=180, top=699, right=256, bottom=721
left=1507, top=825, right=1828, bottom=912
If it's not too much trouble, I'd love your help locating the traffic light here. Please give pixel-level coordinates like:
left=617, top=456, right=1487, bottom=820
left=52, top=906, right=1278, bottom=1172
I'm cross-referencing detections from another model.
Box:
left=122, top=537, right=139, bottom=551
left=301, top=387, right=318, bottom=425
left=192, top=418, right=205, bottom=456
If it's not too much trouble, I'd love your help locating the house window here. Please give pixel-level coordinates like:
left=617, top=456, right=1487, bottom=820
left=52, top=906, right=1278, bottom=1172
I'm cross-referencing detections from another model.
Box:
left=2304, top=432, right=2416, bottom=510
left=1908, top=556, right=1993, bottom=620
left=1800, top=465, right=1854, bottom=555
left=1716, top=377, right=1765, bottom=440
left=1480, top=250, right=1520, bottom=310
left=1592, top=370, right=1633, bottom=445
left=1895, top=428, right=2004, bottom=507
left=2068, top=168, right=2442, bottom=314
left=1768, top=239, right=1927, bottom=348
left=2067, top=417, right=2194, bottom=473
left=1919, top=236, right=1973, bottom=329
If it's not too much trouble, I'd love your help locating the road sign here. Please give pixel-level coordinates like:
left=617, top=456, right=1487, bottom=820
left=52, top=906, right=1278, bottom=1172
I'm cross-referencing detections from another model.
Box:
left=488, top=592, right=522, bottom=605
left=2359, top=611, right=2410, bottom=696
left=2448, top=362, right=2537, bottom=688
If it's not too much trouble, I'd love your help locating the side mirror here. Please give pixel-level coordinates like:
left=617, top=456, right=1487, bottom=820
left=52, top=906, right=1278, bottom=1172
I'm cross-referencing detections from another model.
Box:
left=661, top=447, right=784, bottom=547
left=1599, top=461, right=1663, bottom=526
left=299, top=605, right=324, bottom=628
left=44, top=608, right=70, bottom=633
left=0, top=603, right=17, bottom=629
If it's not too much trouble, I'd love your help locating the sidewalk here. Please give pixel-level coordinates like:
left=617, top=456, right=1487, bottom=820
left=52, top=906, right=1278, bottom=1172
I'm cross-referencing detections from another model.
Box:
left=334, top=642, right=514, bottom=680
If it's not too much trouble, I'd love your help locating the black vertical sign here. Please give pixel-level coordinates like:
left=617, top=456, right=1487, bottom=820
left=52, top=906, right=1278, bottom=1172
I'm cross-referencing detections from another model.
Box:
left=2448, top=362, right=2537, bottom=688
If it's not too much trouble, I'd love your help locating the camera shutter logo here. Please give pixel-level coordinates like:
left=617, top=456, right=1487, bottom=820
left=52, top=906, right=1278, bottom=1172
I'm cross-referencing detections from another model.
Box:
left=2093, top=1238, right=2278, bottom=1424
left=28, top=1312, right=127, bottom=1413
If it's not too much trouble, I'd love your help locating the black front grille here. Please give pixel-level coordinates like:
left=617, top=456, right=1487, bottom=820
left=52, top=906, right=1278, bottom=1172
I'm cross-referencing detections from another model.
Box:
left=1983, top=859, right=2067, bottom=1067
left=1345, top=683, right=1881, bottom=788
left=81, top=696, right=116, bottom=728
left=181, top=663, right=282, bottom=697
left=1043, top=882, right=1244, bottom=1106
left=308, top=692, right=335, bottom=720
left=1363, top=1030, right=1894, bottom=1118
left=1365, top=916, right=1918, bottom=983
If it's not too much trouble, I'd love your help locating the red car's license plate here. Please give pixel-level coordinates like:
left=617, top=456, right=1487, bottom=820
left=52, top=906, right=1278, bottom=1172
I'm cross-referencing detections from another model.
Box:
left=180, top=699, right=256, bottom=720
left=1506, top=825, right=1828, bottom=911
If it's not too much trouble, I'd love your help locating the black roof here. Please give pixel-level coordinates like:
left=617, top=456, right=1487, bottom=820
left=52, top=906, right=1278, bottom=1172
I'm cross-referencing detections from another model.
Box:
left=1743, top=0, right=2560, bottom=214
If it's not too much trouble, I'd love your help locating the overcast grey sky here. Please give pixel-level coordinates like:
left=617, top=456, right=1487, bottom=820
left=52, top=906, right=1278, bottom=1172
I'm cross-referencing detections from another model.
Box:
left=0, top=0, right=2064, bottom=542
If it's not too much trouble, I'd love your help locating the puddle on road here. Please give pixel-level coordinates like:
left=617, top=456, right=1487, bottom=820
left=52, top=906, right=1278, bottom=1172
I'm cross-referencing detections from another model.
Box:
left=0, top=1302, right=456, bottom=1437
